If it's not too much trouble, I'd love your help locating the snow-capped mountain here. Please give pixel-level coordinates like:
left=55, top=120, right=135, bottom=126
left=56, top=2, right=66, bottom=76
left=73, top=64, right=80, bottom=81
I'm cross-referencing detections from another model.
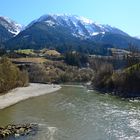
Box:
left=5, top=14, right=140, bottom=50
left=0, top=16, right=22, bottom=35
left=27, top=14, right=129, bottom=38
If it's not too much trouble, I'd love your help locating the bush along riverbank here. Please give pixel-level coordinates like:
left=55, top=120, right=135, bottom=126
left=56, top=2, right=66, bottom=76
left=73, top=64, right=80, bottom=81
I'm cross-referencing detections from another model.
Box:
left=92, top=63, right=140, bottom=98
left=0, top=123, right=38, bottom=139
left=0, top=57, right=29, bottom=94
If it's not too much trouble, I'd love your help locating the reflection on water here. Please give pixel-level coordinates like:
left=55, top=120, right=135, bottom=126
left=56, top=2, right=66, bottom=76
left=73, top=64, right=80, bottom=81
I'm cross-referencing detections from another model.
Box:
left=0, top=85, right=140, bottom=140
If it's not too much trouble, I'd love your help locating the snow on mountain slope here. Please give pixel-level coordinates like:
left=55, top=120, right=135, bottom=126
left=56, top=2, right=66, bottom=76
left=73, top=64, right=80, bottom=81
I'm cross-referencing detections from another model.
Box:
left=6, top=14, right=140, bottom=50
left=0, top=16, right=22, bottom=35
left=27, top=14, right=129, bottom=38
left=135, top=36, right=140, bottom=39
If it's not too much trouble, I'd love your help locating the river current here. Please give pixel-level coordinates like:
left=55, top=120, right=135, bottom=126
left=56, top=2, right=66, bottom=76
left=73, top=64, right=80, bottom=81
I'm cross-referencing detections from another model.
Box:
left=0, top=85, right=140, bottom=140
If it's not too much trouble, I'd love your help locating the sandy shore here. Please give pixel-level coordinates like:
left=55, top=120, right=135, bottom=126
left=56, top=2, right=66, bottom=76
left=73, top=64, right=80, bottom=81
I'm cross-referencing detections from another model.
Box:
left=0, top=83, right=61, bottom=110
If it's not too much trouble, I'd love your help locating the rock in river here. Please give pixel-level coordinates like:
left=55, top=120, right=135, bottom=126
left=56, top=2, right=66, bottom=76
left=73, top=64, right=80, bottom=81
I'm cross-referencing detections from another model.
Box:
left=0, top=123, right=38, bottom=139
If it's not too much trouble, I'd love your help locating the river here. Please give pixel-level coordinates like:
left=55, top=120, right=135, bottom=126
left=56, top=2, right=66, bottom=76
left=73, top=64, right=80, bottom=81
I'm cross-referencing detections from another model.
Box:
left=0, top=85, right=140, bottom=140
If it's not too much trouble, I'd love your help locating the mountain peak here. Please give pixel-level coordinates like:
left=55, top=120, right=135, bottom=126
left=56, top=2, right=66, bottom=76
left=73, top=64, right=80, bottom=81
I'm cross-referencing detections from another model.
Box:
left=36, top=14, right=94, bottom=25
left=0, top=16, right=22, bottom=35
left=27, top=14, right=129, bottom=38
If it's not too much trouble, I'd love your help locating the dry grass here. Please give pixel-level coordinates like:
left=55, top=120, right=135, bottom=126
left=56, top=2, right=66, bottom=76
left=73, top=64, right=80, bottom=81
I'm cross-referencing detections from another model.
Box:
left=15, top=49, right=35, bottom=55
left=11, top=57, right=49, bottom=64
left=43, top=50, right=61, bottom=56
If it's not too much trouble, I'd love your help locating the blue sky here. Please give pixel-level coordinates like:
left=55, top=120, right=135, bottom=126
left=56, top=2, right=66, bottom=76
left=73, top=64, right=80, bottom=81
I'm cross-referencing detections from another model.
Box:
left=0, top=0, right=140, bottom=36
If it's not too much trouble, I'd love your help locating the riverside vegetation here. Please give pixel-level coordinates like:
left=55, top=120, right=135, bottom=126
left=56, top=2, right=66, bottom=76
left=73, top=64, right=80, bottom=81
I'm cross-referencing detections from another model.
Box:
left=0, top=45, right=140, bottom=98
left=91, top=45, right=140, bottom=98
left=0, top=50, right=94, bottom=94
left=92, top=62, right=140, bottom=98
left=0, top=57, right=29, bottom=94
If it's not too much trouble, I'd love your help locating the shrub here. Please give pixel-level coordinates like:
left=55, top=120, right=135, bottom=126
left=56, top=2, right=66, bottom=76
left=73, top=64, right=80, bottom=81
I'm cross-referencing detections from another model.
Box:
left=92, top=62, right=113, bottom=89
left=0, top=57, right=29, bottom=93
